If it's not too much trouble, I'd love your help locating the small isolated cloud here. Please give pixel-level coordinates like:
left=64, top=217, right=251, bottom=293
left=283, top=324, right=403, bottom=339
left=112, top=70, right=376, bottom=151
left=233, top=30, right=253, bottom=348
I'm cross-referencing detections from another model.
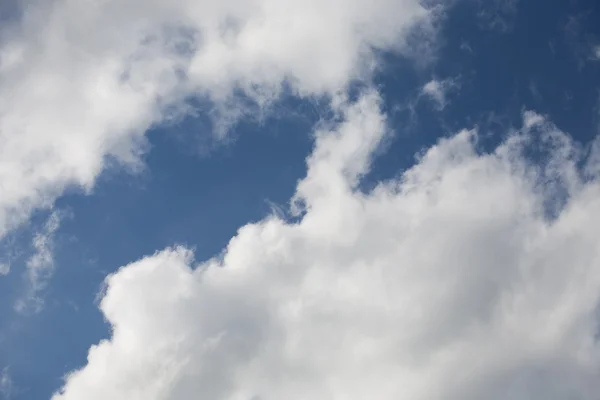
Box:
left=0, top=368, right=12, bottom=400
left=593, top=45, right=600, bottom=61
left=421, top=77, right=460, bottom=110
left=52, top=94, right=600, bottom=400
left=14, top=211, right=62, bottom=313
left=476, top=0, right=519, bottom=33
left=528, top=80, right=542, bottom=102
left=563, top=13, right=600, bottom=68
left=460, top=41, right=473, bottom=54
left=0, top=263, right=8, bottom=276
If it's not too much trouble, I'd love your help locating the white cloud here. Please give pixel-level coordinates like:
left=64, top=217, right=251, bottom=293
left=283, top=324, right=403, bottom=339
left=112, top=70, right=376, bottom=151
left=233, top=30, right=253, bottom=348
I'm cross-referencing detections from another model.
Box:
left=421, top=77, right=459, bottom=110
left=0, top=0, right=439, bottom=241
left=14, top=211, right=62, bottom=313
left=0, top=368, right=12, bottom=400
left=53, top=95, right=600, bottom=400
left=0, top=263, right=8, bottom=276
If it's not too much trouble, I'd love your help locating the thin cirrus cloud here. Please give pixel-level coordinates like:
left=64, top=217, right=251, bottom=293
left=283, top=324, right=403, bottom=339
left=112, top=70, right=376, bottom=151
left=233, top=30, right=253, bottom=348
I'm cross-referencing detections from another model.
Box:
left=0, top=0, right=439, bottom=242
left=476, top=0, right=520, bottom=32
left=52, top=93, right=600, bottom=399
left=13, top=211, right=62, bottom=313
left=0, top=367, right=12, bottom=400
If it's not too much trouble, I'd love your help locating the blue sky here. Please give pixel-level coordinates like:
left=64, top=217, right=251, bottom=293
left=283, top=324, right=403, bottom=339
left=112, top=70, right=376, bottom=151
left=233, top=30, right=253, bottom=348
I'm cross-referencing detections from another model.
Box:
left=1, top=0, right=600, bottom=399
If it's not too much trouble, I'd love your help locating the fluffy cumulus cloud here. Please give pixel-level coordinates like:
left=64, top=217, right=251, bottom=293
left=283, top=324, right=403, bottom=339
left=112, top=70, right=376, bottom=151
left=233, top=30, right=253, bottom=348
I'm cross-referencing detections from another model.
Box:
left=0, top=0, right=438, bottom=239
left=53, top=94, right=600, bottom=399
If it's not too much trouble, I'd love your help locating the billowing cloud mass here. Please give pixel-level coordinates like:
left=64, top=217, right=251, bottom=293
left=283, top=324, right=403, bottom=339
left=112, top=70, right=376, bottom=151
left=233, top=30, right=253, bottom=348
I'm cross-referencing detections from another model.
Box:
left=2, top=1, right=600, bottom=399
left=53, top=93, right=600, bottom=399
left=0, top=0, right=437, bottom=239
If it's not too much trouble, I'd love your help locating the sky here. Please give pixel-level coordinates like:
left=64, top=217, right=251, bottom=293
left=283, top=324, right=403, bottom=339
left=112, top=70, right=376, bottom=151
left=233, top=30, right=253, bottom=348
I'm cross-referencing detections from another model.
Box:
left=0, top=0, right=600, bottom=399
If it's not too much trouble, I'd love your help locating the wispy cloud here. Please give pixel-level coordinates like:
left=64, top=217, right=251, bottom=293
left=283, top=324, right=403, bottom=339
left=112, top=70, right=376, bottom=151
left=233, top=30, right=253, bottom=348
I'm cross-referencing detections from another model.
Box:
left=476, top=0, right=519, bottom=33
left=14, top=211, right=63, bottom=313
left=460, top=41, right=473, bottom=54
left=528, top=80, right=542, bottom=102
left=0, top=368, right=12, bottom=400
left=563, top=12, right=600, bottom=68
left=420, top=77, right=460, bottom=110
